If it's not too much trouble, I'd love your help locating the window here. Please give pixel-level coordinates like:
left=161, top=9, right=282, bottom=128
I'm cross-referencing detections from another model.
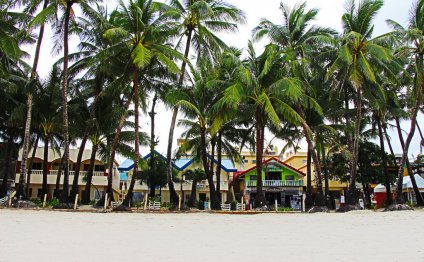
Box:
left=252, top=160, right=256, bottom=164
left=250, top=175, right=257, bottom=181
left=243, top=159, right=249, bottom=163
left=285, top=175, right=294, bottom=181
left=94, top=165, right=105, bottom=172
left=302, top=160, right=307, bottom=164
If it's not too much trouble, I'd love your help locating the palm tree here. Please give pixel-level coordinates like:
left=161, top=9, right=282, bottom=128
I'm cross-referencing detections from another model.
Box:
left=182, top=168, right=206, bottom=207
left=164, top=0, right=245, bottom=206
left=327, top=0, right=394, bottom=207
left=219, top=42, right=307, bottom=207
left=31, top=0, right=101, bottom=205
left=104, top=0, right=183, bottom=209
left=15, top=0, right=50, bottom=199
left=387, top=0, right=424, bottom=206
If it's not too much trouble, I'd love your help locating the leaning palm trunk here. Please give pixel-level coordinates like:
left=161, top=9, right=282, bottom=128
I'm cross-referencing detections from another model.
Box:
left=299, top=118, right=325, bottom=209
left=26, top=135, right=40, bottom=197
left=394, top=116, right=424, bottom=206
left=166, top=29, right=193, bottom=206
left=215, top=132, right=222, bottom=201
left=96, top=94, right=132, bottom=207
left=58, top=2, right=73, bottom=205
left=305, top=146, right=313, bottom=208
left=118, top=70, right=140, bottom=209
left=188, top=179, right=197, bottom=207
left=16, top=0, right=49, bottom=199
left=377, top=117, right=393, bottom=206
left=81, top=143, right=98, bottom=204
left=70, top=134, right=88, bottom=201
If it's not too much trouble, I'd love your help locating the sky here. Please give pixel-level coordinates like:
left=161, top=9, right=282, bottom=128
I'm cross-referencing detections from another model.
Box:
left=23, top=0, right=422, bottom=161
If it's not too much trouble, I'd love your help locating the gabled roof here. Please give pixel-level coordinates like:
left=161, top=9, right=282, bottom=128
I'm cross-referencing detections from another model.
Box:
left=118, top=151, right=237, bottom=173
left=118, top=150, right=179, bottom=172
left=173, top=155, right=237, bottom=172
left=233, top=157, right=305, bottom=180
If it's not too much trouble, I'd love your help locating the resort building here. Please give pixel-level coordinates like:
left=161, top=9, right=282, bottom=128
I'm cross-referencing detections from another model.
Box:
left=281, top=150, right=348, bottom=206
left=233, top=157, right=305, bottom=209
left=13, top=147, right=120, bottom=200
left=118, top=151, right=237, bottom=204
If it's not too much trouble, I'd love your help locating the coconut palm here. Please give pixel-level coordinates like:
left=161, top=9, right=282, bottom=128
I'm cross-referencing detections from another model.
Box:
left=103, top=0, right=183, bottom=209
left=163, top=0, right=245, bottom=206
left=387, top=0, right=424, bottom=206
left=327, top=0, right=395, bottom=207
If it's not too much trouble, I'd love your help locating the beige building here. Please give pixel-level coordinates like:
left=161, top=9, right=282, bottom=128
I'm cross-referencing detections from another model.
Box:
left=14, top=147, right=120, bottom=200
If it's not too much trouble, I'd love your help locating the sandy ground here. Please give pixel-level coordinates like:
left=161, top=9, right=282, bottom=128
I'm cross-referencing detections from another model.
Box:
left=1, top=209, right=423, bottom=262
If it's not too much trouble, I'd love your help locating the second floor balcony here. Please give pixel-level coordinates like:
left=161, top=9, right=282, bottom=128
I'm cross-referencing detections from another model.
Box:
left=246, top=180, right=304, bottom=187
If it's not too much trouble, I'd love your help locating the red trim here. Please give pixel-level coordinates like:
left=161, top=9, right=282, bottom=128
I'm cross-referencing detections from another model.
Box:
left=233, top=157, right=305, bottom=180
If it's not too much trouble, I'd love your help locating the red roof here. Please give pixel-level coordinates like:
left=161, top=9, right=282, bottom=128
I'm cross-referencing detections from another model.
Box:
left=233, top=157, right=306, bottom=180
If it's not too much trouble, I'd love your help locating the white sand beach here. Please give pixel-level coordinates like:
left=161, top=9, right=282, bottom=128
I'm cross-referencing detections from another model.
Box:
left=1, top=209, right=423, bottom=262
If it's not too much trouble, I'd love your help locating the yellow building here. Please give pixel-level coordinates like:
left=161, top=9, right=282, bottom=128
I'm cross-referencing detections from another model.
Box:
left=281, top=150, right=348, bottom=203
left=14, top=147, right=120, bottom=200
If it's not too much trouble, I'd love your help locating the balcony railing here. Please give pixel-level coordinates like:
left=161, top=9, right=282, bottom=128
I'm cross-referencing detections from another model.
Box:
left=19, top=170, right=105, bottom=177
left=246, top=180, right=303, bottom=187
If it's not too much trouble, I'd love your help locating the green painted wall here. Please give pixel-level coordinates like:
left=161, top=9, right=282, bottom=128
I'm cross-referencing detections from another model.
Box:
left=245, top=165, right=300, bottom=181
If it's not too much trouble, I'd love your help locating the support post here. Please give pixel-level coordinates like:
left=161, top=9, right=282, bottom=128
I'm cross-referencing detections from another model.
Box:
left=241, top=197, right=244, bottom=211
left=178, top=194, right=181, bottom=211
left=208, top=200, right=211, bottom=211
left=302, top=192, right=306, bottom=212
left=42, top=194, right=47, bottom=208
left=74, top=194, right=78, bottom=210
left=104, top=193, right=108, bottom=210
left=144, top=195, right=148, bottom=210
left=275, top=199, right=278, bottom=211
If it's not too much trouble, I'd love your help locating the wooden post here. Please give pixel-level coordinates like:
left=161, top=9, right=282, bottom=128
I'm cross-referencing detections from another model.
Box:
left=302, top=192, right=306, bottom=212
left=104, top=193, right=108, bottom=210
left=42, top=194, right=47, bottom=208
left=275, top=199, right=278, bottom=211
left=73, top=194, right=78, bottom=210
left=178, top=194, right=181, bottom=211
left=241, top=197, right=244, bottom=211
left=8, top=196, right=12, bottom=207
left=208, top=200, right=211, bottom=211
left=144, top=195, right=148, bottom=210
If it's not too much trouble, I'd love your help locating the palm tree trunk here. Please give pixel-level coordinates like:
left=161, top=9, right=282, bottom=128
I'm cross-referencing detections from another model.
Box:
left=16, top=0, right=49, bottom=199
left=255, top=110, right=267, bottom=208
left=121, top=69, right=140, bottom=208
left=166, top=29, right=193, bottom=206
left=149, top=94, right=157, bottom=198
left=0, top=137, right=13, bottom=198
left=96, top=95, right=133, bottom=206
left=54, top=152, right=64, bottom=198
left=377, top=116, right=393, bottom=206
left=306, top=145, right=312, bottom=208
left=322, top=143, right=330, bottom=208
left=59, top=2, right=73, bottom=205
left=81, top=143, right=98, bottom=204
left=188, top=179, right=197, bottom=207
left=70, top=134, right=88, bottom=201
left=395, top=117, right=424, bottom=205
left=348, top=88, right=362, bottom=206
left=25, top=135, right=39, bottom=197
left=216, top=131, right=222, bottom=201
left=42, top=136, right=49, bottom=197
left=200, top=127, right=220, bottom=209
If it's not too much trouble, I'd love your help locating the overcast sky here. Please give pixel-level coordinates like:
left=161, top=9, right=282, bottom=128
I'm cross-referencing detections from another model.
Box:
left=24, top=0, right=422, bottom=160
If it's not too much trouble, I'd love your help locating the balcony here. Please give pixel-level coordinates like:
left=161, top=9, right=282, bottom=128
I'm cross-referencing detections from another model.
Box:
left=15, top=169, right=109, bottom=186
left=246, top=180, right=303, bottom=187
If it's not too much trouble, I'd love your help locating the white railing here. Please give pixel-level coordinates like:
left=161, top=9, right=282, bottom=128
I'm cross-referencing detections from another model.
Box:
left=246, top=180, right=304, bottom=187
left=19, top=170, right=105, bottom=177
left=196, top=180, right=228, bottom=189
